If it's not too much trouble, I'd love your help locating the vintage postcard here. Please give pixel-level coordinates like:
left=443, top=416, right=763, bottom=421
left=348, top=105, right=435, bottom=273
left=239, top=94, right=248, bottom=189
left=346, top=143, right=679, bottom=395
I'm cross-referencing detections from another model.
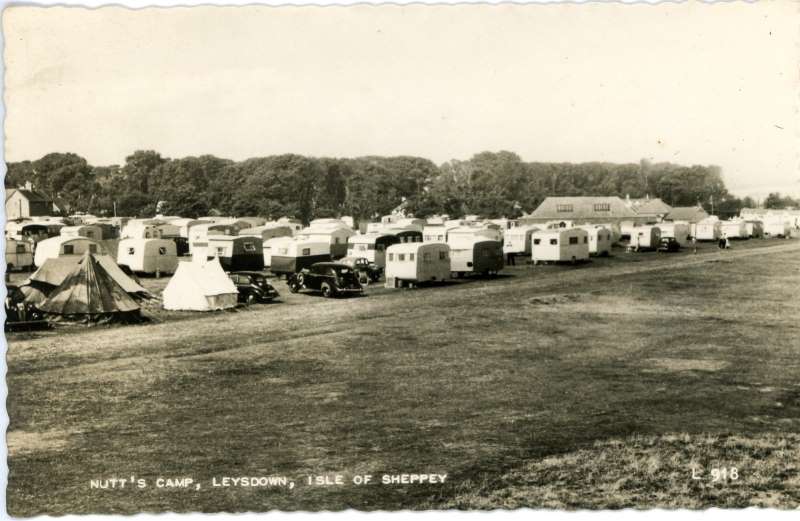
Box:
left=3, top=0, right=800, bottom=515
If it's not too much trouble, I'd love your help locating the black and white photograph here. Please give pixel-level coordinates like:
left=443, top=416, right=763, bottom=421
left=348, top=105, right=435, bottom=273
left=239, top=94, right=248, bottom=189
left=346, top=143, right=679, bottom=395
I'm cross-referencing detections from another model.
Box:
left=3, top=0, right=800, bottom=515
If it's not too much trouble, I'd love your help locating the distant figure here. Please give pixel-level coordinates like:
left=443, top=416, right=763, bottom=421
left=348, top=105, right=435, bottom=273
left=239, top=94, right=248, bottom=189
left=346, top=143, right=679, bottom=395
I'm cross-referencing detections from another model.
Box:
left=725, top=235, right=731, bottom=249
left=691, top=236, right=697, bottom=254
left=718, top=234, right=726, bottom=250
left=506, top=252, right=516, bottom=266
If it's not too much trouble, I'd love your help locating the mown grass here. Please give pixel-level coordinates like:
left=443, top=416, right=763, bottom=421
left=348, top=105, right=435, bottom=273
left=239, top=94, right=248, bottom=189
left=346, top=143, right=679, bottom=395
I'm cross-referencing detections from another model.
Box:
left=6, top=239, right=800, bottom=514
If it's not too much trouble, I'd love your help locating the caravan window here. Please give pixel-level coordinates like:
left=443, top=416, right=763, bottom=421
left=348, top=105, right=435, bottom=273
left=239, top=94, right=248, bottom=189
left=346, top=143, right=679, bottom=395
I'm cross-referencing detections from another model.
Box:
left=89, top=244, right=98, bottom=253
left=128, top=247, right=135, bottom=255
left=335, top=237, right=341, bottom=244
left=145, top=231, right=151, bottom=238
left=569, top=237, right=578, bottom=245
left=583, top=237, right=587, bottom=243
left=158, top=247, right=167, bottom=255
left=16, top=244, right=26, bottom=253
left=243, top=242, right=257, bottom=252
left=85, top=231, right=95, bottom=238
left=550, top=239, right=557, bottom=245
left=388, top=253, right=394, bottom=261
left=63, top=245, right=75, bottom=254
left=398, top=254, right=406, bottom=261
left=216, top=247, right=225, bottom=256
left=423, top=252, right=431, bottom=262
left=533, top=238, right=541, bottom=245
left=302, top=248, right=310, bottom=256
left=409, top=253, right=415, bottom=261
left=439, top=251, right=448, bottom=260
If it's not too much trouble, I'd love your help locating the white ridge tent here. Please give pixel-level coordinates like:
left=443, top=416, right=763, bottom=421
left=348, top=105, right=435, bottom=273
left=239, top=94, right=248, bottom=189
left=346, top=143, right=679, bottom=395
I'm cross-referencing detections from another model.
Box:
left=162, top=258, right=238, bottom=311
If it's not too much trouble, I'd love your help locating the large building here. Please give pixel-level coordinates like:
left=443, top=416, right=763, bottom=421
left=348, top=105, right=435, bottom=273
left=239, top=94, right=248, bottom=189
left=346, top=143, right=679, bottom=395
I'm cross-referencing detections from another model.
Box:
left=521, top=196, right=646, bottom=226
left=6, top=187, right=54, bottom=220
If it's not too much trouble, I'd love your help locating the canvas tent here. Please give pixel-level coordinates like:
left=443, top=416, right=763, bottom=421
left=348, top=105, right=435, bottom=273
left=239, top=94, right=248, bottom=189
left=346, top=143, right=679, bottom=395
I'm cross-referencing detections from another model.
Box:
left=22, top=254, right=150, bottom=305
left=162, top=258, right=238, bottom=311
left=37, top=253, right=142, bottom=322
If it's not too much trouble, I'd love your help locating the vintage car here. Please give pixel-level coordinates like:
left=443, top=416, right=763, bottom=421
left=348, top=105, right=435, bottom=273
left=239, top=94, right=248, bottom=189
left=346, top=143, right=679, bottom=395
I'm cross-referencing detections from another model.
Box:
left=337, top=256, right=383, bottom=283
left=657, top=237, right=681, bottom=253
left=227, top=271, right=280, bottom=304
left=287, top=262, right=364, bottom=298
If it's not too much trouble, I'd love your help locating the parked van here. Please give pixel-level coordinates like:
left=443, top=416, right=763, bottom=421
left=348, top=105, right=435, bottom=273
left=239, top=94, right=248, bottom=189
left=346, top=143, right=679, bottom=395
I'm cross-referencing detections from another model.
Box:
left=531, top=228, right=589, bottom=264
left=117, top=238, right=179, bottom=275
left=385, top=243, right=451, bottom=288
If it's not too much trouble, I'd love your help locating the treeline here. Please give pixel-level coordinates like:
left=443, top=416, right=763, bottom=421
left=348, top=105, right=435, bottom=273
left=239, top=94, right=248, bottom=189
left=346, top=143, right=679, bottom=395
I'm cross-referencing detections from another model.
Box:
left=5, top=150, right=762, bottom=223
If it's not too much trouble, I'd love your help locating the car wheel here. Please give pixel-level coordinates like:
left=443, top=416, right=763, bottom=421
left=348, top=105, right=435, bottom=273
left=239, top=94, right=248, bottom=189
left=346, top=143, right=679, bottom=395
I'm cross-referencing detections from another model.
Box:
left=321, top=282, right=334, bottom=298
left=246, top=294, right=257, bottom=306
left=288, top=282, right=300, bottom=293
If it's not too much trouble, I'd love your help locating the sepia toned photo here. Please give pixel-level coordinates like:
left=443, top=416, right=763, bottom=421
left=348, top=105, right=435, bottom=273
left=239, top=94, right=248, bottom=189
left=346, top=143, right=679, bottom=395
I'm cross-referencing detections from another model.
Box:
left=3, top=1, right=800, bottom=515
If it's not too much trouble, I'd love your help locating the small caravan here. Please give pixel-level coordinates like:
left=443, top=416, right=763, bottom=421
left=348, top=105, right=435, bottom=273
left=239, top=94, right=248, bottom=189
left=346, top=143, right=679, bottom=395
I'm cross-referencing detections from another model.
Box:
left=205, top=236, right=265, bottom=271
left=5, top=237, right=34, bottom=271
left=449, top=239, right=504, bottom=277
left=763, top=218, right=791, bottom=238
left=188, top=223, right=239, bottom=256
left=422, top=225, right=448, bottom=243
left=262, top=236, right=289, bottom=268
left=296, top=223, right=355, bottom=259
left=658, top=222, right=690, bottom=247
left=744, top=220, right=764, bottom=239
left=162, top=258, right=239, bottom=311
left=6, top=221, right=63, bottom=243
left=117, top=238, right=179, bottom=275
left=166, top=218, right=212, bottom=238
left=34, top=236, right=104, bottom=266
left=531, top=228, right=590, bottom=264
left=628, top=226, right=662, bottom=251
left=269, top=238, right=332, bottom=276
left=382, top=227, right=423, bottom=244
left=120, top=220, right=164, bottom=240
left=447, top=226, right=504, bottom=249
left=695, top=218, right=722, bottom=241
left=576, top=225, right=613, bottom=256
left=60, top=225, right=103, bottom=240
left=720, top=220, right=748, bottom=240
left=346, top=233, right=400, bottom=267
left=503, top=225, right=540, bottom=256
left=277, top=217, right=304, bottom=234
left=385, top=243, right=451, bottom=288
left=239, top=224, right=294, bottom=242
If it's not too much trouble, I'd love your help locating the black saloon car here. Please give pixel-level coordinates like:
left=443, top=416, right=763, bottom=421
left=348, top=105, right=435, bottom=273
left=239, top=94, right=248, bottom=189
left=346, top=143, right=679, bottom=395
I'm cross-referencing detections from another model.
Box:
left=228, top=271, right=280, bottom=304
left=287, top=262, right=364, bottom=298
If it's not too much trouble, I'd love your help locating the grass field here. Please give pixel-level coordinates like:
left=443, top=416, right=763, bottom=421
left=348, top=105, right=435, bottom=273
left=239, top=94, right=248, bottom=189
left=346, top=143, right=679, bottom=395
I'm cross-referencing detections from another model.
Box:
left=6, top=238, right=800, bottom=514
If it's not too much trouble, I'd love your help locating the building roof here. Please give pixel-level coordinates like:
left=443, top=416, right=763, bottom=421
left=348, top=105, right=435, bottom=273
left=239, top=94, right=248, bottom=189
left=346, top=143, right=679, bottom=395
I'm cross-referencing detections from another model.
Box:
left=665, top=206, right=710, bottom=222
left=8, top=189, right=51, bottom=203
left=629, top=198, right=672, bottom=216
left=527, top=197, right=639, bottom=220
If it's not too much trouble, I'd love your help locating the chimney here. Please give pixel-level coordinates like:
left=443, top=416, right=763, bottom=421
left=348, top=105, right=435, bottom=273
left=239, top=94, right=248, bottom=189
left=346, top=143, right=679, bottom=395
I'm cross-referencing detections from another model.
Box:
left=24, top=181, right=33, bottom=191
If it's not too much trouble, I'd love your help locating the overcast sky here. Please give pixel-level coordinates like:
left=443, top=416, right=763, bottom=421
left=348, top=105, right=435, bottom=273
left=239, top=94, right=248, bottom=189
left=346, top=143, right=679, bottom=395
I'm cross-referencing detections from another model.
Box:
left=4, top=2, right=798, bottom=199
